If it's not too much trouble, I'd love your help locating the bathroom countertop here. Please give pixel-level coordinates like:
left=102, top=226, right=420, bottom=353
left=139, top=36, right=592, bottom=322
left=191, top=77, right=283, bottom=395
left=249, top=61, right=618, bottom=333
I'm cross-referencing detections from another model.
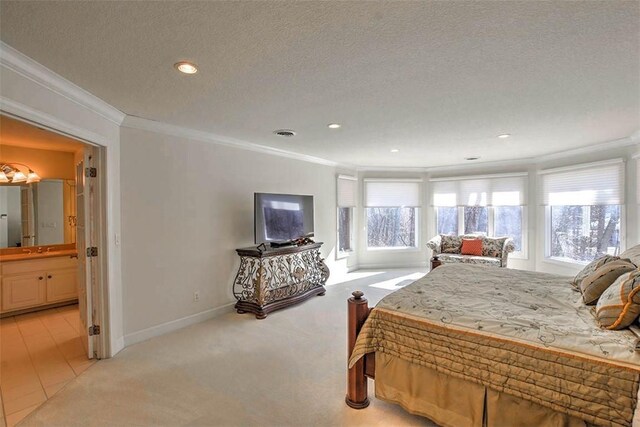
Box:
left=0, top=249, right=78, bottom=263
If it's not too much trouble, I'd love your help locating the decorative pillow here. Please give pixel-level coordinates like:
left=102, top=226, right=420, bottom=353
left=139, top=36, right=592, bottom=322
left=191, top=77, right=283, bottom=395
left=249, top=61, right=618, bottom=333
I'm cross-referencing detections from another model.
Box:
left=573, top=255, right=619, bottom=286
left=580, top=260, right=637, bottom=305
left=441, top=235, right=463, bottom=254
left=461, top=239, right=483, bottom=256
left=596, top=270, right=640, bottom=330
left=482, top=237, right=508, bottom=258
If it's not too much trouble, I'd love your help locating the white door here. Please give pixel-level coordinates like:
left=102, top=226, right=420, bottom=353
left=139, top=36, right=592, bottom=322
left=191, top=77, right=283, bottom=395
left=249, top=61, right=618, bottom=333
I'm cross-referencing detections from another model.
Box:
left=76, top=149, right=96, bottom=358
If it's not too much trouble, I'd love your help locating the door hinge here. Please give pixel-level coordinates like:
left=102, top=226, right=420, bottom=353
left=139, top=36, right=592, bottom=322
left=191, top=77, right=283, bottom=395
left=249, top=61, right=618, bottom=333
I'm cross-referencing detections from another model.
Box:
left=88, top=325, right=100, bottom=336
left=87, top=247, right=98, bottom=257
left=85, top=167, right=97, bottom=178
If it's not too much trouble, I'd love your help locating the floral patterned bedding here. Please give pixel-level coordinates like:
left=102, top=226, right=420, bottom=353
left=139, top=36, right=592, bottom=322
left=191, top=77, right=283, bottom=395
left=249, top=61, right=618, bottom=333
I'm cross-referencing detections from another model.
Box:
left=349, top=264, right=640, bottom=426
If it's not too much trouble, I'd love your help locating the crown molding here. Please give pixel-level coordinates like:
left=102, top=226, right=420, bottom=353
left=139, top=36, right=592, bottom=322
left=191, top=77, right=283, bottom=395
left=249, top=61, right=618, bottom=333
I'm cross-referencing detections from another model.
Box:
left=122, top=115, right=345, bottom=168
left=357, top=166, right=428, bottom=173
left=359, top=136, right=638, bottom=174
left=1, top=96, right=110, bottom=147
left=424, top=156, right=535, bottom=175
left=0, top=41, right=125, bottom=125
left=534, top=136, right=635, bottom=163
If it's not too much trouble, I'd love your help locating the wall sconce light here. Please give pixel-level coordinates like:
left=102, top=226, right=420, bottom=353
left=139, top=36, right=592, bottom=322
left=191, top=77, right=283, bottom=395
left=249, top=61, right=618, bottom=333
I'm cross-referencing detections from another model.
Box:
left=0, top=163, right=41, bottom=184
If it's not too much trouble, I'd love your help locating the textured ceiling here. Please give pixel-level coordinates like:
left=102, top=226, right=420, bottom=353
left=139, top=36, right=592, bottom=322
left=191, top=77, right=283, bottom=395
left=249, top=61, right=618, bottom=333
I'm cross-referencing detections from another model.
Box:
left=1, top=1, right=639, bottom=167
left=0, top=116, right=85, bottom=153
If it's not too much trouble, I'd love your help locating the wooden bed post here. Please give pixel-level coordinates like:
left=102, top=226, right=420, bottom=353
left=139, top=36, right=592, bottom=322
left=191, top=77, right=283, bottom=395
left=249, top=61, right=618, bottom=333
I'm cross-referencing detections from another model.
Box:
left=346, top=290, right=370, bottom=409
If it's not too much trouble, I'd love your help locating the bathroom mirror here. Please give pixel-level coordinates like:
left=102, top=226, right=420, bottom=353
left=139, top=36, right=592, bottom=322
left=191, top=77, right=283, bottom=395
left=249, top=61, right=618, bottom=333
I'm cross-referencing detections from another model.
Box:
left=0, top=179, right=76, bottom=248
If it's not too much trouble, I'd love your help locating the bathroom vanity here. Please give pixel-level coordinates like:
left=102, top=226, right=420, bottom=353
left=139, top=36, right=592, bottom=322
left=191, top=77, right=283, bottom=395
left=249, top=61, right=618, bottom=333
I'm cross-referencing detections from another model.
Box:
left=0, top=246, right=78, bottom=316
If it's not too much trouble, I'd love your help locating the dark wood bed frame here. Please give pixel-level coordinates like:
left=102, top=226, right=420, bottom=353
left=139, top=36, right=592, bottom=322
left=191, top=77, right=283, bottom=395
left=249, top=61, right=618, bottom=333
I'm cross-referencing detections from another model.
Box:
left=346, top=290, right=375, bottom=409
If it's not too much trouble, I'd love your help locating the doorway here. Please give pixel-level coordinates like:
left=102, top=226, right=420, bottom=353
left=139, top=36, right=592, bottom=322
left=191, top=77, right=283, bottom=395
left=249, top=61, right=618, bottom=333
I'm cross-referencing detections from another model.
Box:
left=0, top=115, right=107, bottom=426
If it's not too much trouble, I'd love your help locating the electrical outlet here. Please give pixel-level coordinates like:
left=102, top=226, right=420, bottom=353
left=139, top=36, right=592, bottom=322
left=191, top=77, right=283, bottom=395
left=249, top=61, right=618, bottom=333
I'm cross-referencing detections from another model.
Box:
left=193, top=291, right=200, bottom=302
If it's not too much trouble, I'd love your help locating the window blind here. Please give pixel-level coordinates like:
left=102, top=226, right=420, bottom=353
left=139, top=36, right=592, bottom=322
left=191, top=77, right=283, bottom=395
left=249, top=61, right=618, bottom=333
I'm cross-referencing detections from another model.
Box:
left=540, top=159, right=624, bottom=206
left=364, top=180, right=420, bottom=207
left=337, top=175, right=357, bottom=208
left=431, top=174, right=527, bottom=207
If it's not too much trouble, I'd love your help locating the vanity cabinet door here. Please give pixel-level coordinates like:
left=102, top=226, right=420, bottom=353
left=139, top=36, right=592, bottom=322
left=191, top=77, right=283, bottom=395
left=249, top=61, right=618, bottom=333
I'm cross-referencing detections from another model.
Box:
left=1, top=273, right=46, bottom=312
left=46, top=269, right=78, bottom=303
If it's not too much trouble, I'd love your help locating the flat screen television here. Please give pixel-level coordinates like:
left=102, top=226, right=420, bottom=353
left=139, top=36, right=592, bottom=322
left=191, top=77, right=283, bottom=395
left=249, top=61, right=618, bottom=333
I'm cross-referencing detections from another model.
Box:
left=254, top=193, right=314, bottom=245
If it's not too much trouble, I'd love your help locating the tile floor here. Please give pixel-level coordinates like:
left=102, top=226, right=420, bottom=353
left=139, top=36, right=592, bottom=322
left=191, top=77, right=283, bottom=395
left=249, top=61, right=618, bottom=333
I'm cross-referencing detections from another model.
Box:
left=0, top=305, right=95, bottom=427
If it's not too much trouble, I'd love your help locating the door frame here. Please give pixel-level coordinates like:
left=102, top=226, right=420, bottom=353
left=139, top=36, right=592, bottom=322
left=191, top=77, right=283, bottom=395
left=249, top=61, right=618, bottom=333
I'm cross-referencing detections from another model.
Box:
left=1, top=111, right=111, bottom=359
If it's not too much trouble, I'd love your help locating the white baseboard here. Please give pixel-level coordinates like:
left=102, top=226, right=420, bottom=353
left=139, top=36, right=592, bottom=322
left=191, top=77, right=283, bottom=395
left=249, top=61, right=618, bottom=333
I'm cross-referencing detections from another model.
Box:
left=110, top=336, right=125, bottom=357
left=355, top=261, right=427, bottom=270
left=123, top=302, right=235, bottom=347
left=346, top=264, right=360, bottom=273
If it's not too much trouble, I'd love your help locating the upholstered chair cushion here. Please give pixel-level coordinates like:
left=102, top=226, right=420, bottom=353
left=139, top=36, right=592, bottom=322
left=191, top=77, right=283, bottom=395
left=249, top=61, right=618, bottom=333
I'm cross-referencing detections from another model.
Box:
left=580, top=260, right=637, bottom=305
left=441, top=235, right=463, bottom=254
left=481, top=237, right=508, bottom=258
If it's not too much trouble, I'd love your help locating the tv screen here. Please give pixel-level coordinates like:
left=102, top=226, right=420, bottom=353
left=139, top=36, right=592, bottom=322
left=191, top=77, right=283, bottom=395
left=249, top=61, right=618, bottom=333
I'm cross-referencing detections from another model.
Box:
left=254, top=193, right=314, bottom=245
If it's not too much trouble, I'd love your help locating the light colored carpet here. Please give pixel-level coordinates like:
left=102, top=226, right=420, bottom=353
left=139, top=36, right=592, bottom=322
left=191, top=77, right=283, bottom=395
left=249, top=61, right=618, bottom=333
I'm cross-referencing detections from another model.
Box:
left=19, top=269, right=437, bottom=427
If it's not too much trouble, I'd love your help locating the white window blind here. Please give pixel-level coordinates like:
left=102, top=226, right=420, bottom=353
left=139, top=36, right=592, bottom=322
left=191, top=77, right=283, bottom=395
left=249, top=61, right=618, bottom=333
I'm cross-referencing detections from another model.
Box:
left=540, top=159, right=625, bottom=206
left=365, top=180, right=420, bottom=207
left=337, top=175, right=357, bottom=208
left=431, top=174, right=527, bottom=207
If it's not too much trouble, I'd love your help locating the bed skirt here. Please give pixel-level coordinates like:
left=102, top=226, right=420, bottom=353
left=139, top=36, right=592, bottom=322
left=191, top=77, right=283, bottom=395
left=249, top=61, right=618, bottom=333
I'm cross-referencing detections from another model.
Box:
left=374, top=352, right=592, bottom=427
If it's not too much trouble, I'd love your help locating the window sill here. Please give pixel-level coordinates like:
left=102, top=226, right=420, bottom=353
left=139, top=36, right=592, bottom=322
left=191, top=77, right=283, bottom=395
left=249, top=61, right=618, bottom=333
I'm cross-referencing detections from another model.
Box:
left=365, top=246, right=421, bottom=253
left=336, top=250, right=354, bottom=260
left=543, top=257, right=589, bottom=268
left=509, top=252, right=528, bottom=260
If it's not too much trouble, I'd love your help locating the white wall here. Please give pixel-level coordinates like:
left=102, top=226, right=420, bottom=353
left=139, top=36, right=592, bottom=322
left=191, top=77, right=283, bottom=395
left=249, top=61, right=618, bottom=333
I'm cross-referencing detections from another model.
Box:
left=120, top=126, right=355, bottom=341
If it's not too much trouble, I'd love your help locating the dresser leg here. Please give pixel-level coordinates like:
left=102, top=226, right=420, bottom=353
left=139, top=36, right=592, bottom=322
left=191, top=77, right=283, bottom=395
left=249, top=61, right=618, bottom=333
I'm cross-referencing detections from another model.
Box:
left=256, top=312, right=267, bottom=320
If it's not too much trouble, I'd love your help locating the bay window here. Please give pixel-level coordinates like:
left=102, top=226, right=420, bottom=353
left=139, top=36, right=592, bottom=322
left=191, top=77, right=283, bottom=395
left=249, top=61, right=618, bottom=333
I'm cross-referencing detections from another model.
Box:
left=432, top=173, right=527, bottom=255
left=541, top=159, right=624, bottom=263
left=365, top=180, right=420, bottom=249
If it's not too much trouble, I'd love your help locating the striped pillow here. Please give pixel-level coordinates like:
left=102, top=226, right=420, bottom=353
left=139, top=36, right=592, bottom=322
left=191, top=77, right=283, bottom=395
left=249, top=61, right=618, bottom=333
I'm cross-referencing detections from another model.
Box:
left=596, top=270, right=640, bottom=330
left=580, top=260, right=636, bottom=305
left=461, top=239, right=483, bottom=256
left=573, top=255, right=618, bottom=286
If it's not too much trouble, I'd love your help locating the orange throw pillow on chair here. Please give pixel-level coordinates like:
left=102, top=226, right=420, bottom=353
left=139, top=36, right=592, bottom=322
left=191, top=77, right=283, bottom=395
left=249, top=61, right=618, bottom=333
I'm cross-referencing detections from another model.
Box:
left=461, top=239, right=483, bottom=256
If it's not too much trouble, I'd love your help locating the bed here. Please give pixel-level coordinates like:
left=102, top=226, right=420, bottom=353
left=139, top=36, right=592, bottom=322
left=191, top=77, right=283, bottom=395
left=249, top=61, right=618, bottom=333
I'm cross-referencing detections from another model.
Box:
left=345, top=259, right=640, bottom=427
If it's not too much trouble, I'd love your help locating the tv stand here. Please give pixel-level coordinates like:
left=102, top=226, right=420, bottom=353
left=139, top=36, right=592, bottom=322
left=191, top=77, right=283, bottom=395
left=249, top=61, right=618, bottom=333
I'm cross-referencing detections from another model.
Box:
left=233, top=242, right=329, bottom=319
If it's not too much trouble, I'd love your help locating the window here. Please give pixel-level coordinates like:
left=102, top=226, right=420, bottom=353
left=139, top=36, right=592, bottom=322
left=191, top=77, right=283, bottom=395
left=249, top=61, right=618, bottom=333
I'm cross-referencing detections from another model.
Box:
left=495, top=206, right=523, bottom=251
left=550, top=205, right=620, bottom=261
left=436, top=207, right=457, bottom=235
left=365, top=180, right=420, bottom=249
left=337, top=175, right=356, bottom=256
left=541, top=159, right=624, bottom=263
left=432, top=174, right=527, bottom=255
left=464, top=206, right=488, bottom=234
left=338, top=207, right=353, bottom=252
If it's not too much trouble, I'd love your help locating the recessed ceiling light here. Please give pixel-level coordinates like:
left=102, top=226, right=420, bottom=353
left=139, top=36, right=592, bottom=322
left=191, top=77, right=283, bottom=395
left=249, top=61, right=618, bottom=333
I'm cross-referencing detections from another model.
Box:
left=273, top=129, right=296, bottom=137
left=390, top=149, right=399, bottom=153
left=174, top=61, right=198, bottom=74
left=497, top=134, right=511, bottom=139
left=327, top=123, right=341, bottom=129
left=465, top=157, right=480, bottom=161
